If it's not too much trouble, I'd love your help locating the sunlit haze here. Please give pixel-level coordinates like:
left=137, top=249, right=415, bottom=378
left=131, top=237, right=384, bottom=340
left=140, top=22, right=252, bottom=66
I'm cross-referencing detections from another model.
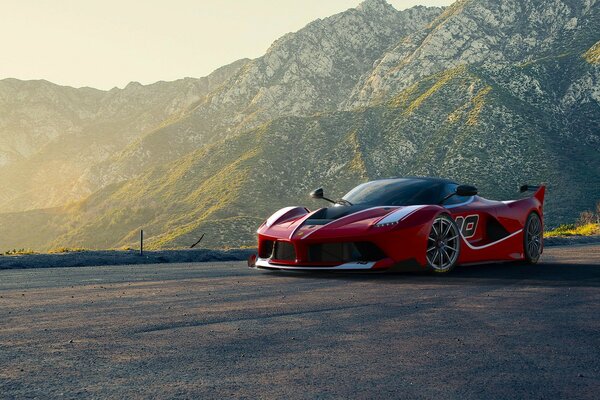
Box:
left=1, top=0, right=453, bottom=89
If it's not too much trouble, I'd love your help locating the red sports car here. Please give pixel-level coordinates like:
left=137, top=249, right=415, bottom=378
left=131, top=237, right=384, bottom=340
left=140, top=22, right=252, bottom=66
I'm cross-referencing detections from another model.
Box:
left=249, top=177, right=545, bottom=273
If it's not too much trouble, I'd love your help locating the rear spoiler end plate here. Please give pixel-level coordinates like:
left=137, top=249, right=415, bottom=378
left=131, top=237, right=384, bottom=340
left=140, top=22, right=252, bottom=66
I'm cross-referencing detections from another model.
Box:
left=520, top=184, right=545, bottom=203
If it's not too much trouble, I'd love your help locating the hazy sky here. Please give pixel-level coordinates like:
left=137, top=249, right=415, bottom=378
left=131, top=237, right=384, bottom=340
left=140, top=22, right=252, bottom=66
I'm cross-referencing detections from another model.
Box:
left=1, top=0, right=453, bottom=90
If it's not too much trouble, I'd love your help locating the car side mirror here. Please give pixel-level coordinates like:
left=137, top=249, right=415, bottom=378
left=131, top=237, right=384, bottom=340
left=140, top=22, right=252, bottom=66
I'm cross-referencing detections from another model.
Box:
left=310, top=187, right=336, bottom=204
left=456, top=185, right=478, bottom=197
left=310, top=188, right=324, bottom=199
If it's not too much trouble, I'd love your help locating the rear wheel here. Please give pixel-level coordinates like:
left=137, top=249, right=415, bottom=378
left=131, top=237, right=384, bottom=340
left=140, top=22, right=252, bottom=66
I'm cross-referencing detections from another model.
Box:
left=524, top=212, right=543, bottom=263
left=426, top=214, right=460, bottom=273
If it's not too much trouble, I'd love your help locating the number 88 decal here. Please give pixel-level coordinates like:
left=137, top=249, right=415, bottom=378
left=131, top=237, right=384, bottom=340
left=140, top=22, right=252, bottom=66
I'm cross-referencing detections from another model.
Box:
left=454, top=214, right=479, bottom=238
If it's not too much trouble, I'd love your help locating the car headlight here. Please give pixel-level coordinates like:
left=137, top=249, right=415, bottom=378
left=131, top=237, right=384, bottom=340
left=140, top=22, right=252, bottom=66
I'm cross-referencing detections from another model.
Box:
left=374, top=205, right=426, bottom=227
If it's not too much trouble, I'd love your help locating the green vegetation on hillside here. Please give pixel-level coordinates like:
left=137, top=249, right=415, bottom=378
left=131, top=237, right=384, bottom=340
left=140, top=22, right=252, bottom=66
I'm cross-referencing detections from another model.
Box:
left=583, top=40, right=600, bottom=64
left=546, top=223, right=599, bottom=237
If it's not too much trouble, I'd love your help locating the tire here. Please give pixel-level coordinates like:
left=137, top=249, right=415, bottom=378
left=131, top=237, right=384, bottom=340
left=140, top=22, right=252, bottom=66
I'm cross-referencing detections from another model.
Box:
left=426, top=214, right=461, bottom=273
left=524, top=212, right=543, bottom=264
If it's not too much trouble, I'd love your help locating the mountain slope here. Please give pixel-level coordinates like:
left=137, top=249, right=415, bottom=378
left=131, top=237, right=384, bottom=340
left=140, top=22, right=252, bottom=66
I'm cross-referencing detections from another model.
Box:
left=0, top=59, right=249, bottom=211
left=1, top=57, right=597, bottom=251
left=87, top=2, right=442, bottom=188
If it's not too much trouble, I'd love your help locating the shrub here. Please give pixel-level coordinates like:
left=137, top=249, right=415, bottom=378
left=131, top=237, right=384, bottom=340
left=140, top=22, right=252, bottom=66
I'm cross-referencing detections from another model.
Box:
left=48, top=247, right=87, bottom=254
left=577, top=210, right=595, bottom=227
left=4, top=248, right=36, bottom=255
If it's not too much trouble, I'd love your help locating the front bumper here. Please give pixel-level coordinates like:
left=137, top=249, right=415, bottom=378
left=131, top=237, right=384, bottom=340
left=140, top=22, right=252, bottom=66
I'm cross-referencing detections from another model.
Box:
left=253, top=257, right=383, bottom=271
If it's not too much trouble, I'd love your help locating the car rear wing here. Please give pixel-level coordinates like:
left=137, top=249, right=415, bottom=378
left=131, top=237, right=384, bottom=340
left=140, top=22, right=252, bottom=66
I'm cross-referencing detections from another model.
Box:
left=520, top=184, right=545, bottom=203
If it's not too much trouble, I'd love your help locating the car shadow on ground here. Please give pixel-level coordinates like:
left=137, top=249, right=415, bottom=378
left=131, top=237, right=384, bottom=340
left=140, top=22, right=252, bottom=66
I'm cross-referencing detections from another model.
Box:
left=264, top=261, right=600, bottom=288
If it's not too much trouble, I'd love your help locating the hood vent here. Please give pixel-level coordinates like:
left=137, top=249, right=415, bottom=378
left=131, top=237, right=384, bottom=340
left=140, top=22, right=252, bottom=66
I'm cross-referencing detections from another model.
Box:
left=304, top=205, right=389, bottom=226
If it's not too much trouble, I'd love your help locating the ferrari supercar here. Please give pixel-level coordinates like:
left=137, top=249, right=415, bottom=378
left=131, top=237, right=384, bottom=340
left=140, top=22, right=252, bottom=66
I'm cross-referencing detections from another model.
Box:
left=249, top=177, right=545, bottom=273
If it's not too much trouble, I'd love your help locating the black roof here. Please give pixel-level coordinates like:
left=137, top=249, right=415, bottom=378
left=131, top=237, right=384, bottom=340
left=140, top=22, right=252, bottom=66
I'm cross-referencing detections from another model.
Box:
left=373, top=176, right=457, bottom=185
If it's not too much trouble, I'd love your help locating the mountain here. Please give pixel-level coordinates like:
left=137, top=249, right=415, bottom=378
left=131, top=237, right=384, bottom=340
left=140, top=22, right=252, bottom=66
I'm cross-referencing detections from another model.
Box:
left=0, top=59, right=249, bottom=211
left=346, top=0, right=600, bottom=107
left=0, top=1, right=441, bottom=213
left=0, top=0, right=598, bottom=251
left=85, top=2, right=442, bottom=191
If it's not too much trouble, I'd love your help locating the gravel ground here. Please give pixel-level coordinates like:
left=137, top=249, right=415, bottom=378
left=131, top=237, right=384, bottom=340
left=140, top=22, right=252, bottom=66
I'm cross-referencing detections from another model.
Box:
left=544, top=235, right=600, bottom=247
left=0, top=249, right=254, bottom=270
left=0, top=245, right=599, bottom=399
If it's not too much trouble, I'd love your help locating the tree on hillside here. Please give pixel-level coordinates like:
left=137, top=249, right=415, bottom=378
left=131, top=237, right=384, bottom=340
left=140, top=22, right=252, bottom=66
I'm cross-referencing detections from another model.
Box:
left=578, top=210, right=595, bottom=226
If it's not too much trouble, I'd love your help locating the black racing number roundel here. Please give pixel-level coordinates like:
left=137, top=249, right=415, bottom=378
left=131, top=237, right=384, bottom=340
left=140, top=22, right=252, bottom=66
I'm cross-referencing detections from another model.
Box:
left=454, top=215, right=479, bottom=238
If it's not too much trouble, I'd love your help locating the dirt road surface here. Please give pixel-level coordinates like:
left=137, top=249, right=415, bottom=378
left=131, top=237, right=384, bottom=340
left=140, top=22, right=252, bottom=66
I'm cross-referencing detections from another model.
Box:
left=1, top=245, right=599, bottom=399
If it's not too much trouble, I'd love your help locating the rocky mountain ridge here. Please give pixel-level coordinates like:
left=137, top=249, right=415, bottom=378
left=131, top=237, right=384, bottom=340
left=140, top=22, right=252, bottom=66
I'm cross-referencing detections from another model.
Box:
left=346, top=0, right=599, bottom=108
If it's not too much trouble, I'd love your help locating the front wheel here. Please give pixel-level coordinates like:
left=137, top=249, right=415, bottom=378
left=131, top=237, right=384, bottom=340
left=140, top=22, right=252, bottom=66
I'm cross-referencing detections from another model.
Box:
left=426, top=214, right=461, bottom=273
left=524, top=212, right=543, bottom=263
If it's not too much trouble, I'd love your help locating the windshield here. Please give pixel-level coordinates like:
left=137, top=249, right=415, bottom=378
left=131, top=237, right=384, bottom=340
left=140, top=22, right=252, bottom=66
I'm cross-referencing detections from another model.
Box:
left=342, top=179, right=446, bottom=206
